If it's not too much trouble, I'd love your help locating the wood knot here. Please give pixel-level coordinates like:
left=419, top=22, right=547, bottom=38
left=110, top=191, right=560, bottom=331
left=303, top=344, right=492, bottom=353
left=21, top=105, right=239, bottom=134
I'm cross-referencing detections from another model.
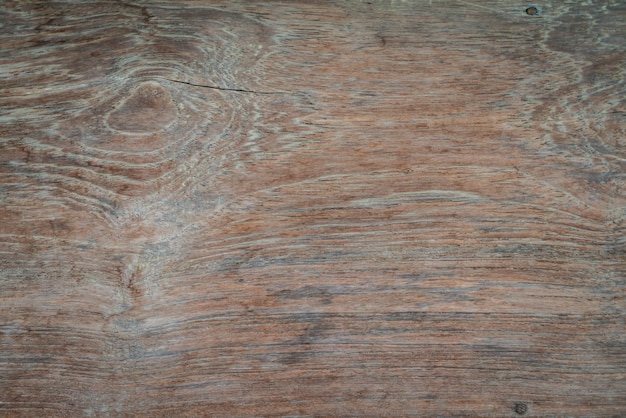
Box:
left=514, top=403, right=528, bottom=415
left=525, top=6, right=539, bottom=16
left=107, top=81, right=177, bottom=133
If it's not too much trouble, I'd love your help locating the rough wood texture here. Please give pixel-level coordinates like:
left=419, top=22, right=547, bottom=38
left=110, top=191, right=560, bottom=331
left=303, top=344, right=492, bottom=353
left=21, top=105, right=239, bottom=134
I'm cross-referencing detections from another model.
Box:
left=1, top=1, right=625, bottom=416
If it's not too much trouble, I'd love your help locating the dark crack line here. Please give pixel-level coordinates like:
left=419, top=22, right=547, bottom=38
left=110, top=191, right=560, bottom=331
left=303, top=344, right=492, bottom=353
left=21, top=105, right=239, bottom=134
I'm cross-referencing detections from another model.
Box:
left=162, top=78, right=287, bottom=95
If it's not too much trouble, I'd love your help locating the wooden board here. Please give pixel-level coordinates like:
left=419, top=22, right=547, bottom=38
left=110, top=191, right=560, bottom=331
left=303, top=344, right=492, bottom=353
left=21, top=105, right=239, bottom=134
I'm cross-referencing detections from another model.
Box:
left=1, top=1, right=625, bottom=416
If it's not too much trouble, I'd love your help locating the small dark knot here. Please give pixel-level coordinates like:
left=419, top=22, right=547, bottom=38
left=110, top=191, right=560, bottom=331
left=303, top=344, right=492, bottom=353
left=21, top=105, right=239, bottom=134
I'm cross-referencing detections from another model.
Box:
left=525, top=6, right=539, bottom=15
left=514, top=402, right=528, bottom=415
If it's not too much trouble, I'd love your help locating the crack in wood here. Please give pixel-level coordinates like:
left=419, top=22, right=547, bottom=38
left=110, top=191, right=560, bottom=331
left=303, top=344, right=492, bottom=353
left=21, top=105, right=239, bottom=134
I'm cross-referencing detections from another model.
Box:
left=161, top=77, right=290, bottom=95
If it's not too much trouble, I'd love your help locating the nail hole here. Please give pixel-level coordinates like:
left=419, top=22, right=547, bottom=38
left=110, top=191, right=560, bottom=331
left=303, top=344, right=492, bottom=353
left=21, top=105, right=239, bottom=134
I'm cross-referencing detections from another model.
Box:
left=525, top=6, right=539, bottom=15
left=514, top=403, right=528, bottom=415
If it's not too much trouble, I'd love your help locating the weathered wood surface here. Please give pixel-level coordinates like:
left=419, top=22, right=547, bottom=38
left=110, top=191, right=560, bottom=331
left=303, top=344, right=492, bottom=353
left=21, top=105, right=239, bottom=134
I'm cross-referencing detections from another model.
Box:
left=1, top=1, right=624, bottom=416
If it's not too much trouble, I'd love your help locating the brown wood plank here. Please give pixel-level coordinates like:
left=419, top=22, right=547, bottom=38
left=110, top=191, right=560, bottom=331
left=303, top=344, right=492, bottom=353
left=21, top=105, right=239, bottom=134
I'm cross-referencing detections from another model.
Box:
left=1, top=1, right=624, bottom=416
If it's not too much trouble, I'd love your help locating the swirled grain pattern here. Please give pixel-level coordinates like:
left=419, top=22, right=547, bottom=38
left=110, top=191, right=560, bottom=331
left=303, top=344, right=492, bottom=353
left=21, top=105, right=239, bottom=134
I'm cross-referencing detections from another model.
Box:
left=1, top=1, right=624, bottom=416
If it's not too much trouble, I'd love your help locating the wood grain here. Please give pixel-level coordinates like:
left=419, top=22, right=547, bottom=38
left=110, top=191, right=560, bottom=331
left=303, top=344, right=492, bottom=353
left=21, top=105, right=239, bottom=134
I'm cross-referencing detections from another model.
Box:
left=1, top=1, right=624, bottom=416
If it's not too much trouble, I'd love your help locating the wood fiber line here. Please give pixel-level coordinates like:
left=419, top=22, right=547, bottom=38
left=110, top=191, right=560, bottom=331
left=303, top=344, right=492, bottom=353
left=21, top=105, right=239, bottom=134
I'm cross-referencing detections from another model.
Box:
left=0, top=0, right=624, bottom=416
